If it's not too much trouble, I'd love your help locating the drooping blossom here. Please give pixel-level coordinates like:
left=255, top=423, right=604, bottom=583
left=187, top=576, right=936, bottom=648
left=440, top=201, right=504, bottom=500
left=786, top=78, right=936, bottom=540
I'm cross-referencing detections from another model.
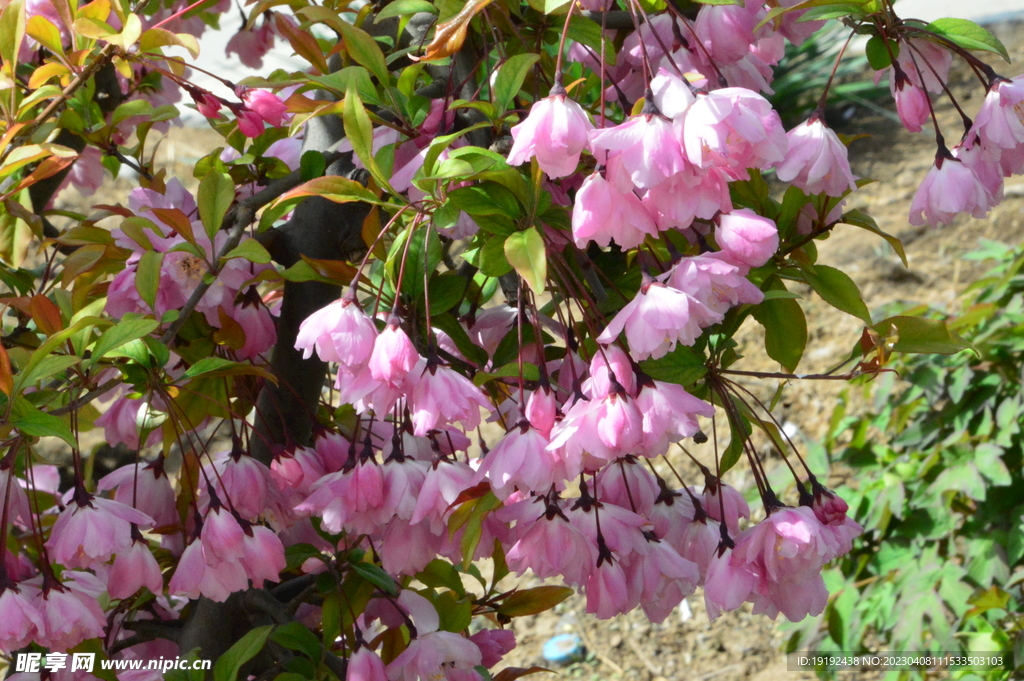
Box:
left=908, top=154, right=991, bottom=226
left=715, top=209, right=779, bottom=269
left=47, top=494, right=154, bottom=569
left=507, top=92, right=594, bottom=178
left=775, top=117, right=858, bottom=196
left=295, top=296, right=378, bottom=368
left=0, top=586, right=46, bottom=652
left=589, top=114, right=689, bottom=189
left=107, top=535, right=164, bottom=599
left=597, top=276, right=717, bottom=360
left=407, top=357, right=490, bottom=436
left=572, top=171, right=657, bottom=249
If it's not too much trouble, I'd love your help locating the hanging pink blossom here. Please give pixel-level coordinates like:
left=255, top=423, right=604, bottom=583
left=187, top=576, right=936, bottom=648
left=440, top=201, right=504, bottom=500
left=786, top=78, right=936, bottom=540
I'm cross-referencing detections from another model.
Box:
left=775, top=117, right=858, bottom=196
left=507, top=93, right=594, bottom=178
left=909, top=155, right=991, bottom=226
left=715, top=209, right=779, bottom=269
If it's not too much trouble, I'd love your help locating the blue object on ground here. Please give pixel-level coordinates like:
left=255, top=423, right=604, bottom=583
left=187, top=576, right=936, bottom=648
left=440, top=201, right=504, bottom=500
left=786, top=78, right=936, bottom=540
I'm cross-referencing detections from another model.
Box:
left=542, top=633, right=584, bottom=665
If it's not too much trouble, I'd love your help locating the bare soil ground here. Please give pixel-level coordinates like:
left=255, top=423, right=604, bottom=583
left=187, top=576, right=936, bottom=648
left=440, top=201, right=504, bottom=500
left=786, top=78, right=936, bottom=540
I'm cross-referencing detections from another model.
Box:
left=47, top=20, right=1024, bottom=681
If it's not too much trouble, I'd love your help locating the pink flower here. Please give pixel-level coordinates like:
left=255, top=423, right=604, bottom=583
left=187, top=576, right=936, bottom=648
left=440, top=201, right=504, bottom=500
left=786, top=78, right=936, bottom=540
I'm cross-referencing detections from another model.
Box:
left=702, top=482, right=750, bottom=535
left=63, top=146, right=105, bottom=197
left=909, top=154, right=991, bottom=226
left=774, top=0, right=825, bottom=45
left=390, top=632, right=483, bottom=681
left=694, top=3, right=764, bottom=65
left=297, top=461, right=388, bottom=535
left=237, top=109, right=265, bottom=137
left=703, top=547, right=756, bottom=620
left=407, top=358, right=490, bottom=436
left=506, top=504, right=595, bottom=587
left=597, top=278, right=717, bottom=360
left=225, top=20, right=275, bottom=69
left=200, top=506, right=246, bottom=566
left=239, top=525, right=286, bottom=587
left=0, top=468, right=31, bottom=527
left=241, top=88, right=288, bottom=127
left=97, top=460, right=178, bottom=528
left=628, top=539, right=699, bottom=623
left=469, top=629, right=515, bottom=668
left=589, top=115, right=689, bottom=189
left=228, top=288, right=277, bottom=360
left=548, top=390, right=645, bottom=468
left=892, top=39, right=952, bottom=95
left=193, top=92, right=223, bottom=119
left=953, top=140, right=1003, bottom=204
left=972, top=75, right=1024, bottom=150
left=571, top=171, right=658, bottom=249
left=369, top=321, right=420, bottom=385
left=476, top=423, right=563, bottom=499
left=810, top=485, right=862, bottom=559
left=775, top=118, right=857, bottom=196
left=296, top=296, right=378, bottom=369
left=683, top=88, right=787, bottom=175
left=666, top=253, right=764, bottom=316
left=585, top=560, right=634, bottom=619
left=634, top=376, right=715, bottom=458
left=595, top=458, right=660, bottom=515
left=32, top=573, right=107, bottom=651
left=583, top=344, right=636, bottom=398
left=507, top=93, right=594, bottom=178
left=525, top=385, right=557, bottom=436
left=108, top=538, right=164, bottom=599
left=47, top=495, right=154, bottom=569
left=0, top=586, right=46, bottom=652
left=715, top=209, right=779, bottom=269
left=95, top=392, right=163, bottom=450
left=891, top=74, right=930, bottom=134
left=169, top=538, right=248, bottom=602
left=348, top=648, right=388, bottom=681
left=731, top=506, right=830, bottom=621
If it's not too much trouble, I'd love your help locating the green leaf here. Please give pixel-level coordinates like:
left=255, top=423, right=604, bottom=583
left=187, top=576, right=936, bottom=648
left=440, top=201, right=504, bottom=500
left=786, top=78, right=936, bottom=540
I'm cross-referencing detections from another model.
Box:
left=428, top=272, right=467, bottom=314
left=198, top=170, right=235, bottom=239
left=497, top=586, right=573, bottom=618
left=222, top=239, right=272, bottom=264
left=11, top=398, right=75, bottom=446
left=639, top=345, right=707, bottom=387
left=375, top=0, right=437, bottom=21
left=387, top=226, right=442, bottom=304
left=416, top=559, right=466, bottom=597
left=299, top=150, right=326, bottom=181
left=349, top=559, right=399, bottom=595
left=492, top=53, right=540, bottom=117
left=0, top=0, right=26, bottom=68
left=873, top=315, right=971, bottom=355
left=473, top=361, right=540, bottom=387
left=270, top=621, right=322, bottom=660
left=213, top=625, right=273, bottom=681
left=799, top=263, right=871, bottom=324
left=18, top=355, right=80, bottom=388
left=447, top=183, right=521, bottom=218
left=477, top=235, right=512, bottom=277
left=88, top=318, right=160, bottom=367
left=719, top=409, right=751, bottom=475
left=504, top=227, right=546, bottom=294
left=431, top=313, right=489, bottom=366
left=752, top=276, right=807, bottom=372
left=343, top=85, right=394, bottom=194
left=335, top=20, right=389, bottom=83
left=567, top=14, right=615, bottom=66
left=272, top=175, right=381, bottom=211
left=434, top=591, right=473, bottom=632
left=864, top=35, right=897, bottom=70
left=841, top=208, right=907, bottom=267
left=925, top=18, right=1010, bottom=62
left=134, top=250, right=163, bottom=311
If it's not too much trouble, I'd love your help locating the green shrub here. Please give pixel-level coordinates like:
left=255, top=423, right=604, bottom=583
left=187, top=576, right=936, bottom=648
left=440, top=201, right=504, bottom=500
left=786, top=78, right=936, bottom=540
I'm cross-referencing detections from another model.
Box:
left=782, top=240, right=1024, bottom=680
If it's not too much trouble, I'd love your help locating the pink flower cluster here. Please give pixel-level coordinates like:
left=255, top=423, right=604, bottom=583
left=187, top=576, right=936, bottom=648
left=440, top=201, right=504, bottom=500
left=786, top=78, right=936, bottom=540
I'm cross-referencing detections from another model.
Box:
left=105, top=179, right=277, bottom=361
